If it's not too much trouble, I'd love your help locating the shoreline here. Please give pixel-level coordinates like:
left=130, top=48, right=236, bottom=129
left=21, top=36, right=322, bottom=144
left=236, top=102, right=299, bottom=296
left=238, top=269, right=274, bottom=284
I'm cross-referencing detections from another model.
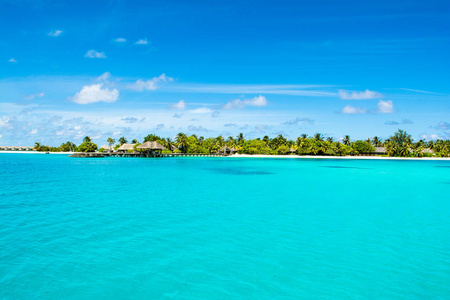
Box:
left=1, top=151, right=448, bottom=160
left=0, top=151, right=74, bottom=155
left=229, top=154, right=450, bottom=161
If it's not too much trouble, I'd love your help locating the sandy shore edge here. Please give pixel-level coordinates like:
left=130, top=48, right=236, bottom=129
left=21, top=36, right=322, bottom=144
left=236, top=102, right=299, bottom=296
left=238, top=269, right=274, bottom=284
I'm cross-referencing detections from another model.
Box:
left=0, top=151, right=74, bottom=155
left=229, top=154, right=450, bottom=161
left=1, top=151, right=448, bottom=160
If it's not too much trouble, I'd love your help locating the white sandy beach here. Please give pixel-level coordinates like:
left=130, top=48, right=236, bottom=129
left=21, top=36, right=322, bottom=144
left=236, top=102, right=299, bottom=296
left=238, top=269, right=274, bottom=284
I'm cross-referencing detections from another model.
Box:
left=0, top=151, right=74, bottom=155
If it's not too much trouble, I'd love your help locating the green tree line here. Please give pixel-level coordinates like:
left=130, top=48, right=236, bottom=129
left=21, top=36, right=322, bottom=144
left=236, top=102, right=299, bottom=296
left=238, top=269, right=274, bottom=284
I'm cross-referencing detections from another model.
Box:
left=34, top=130, right=450, bottom=157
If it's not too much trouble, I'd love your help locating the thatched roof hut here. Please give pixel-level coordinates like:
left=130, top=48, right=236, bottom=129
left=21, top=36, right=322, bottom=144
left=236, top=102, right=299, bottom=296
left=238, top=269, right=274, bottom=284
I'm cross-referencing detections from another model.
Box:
left=100, top=145, right=115, bottom=151
left=422, top=148, right=434, bottom=154
left=136, top=141, right=166, bottom=150
left=373, top=147, right=387, bottom=154
left=219, top=146, right=237, bottom=154
left=117, top=143, right=136, bottom=152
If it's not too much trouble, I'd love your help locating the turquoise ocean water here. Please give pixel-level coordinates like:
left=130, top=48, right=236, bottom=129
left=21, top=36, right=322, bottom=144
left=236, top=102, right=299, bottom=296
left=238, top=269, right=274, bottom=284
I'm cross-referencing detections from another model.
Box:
left=1, top=153, right=450, bottom=299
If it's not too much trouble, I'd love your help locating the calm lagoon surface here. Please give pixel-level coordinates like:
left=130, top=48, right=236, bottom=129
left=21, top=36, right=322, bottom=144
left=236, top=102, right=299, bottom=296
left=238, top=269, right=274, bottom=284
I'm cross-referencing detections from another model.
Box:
left=1, top=153, right=450, bottom=299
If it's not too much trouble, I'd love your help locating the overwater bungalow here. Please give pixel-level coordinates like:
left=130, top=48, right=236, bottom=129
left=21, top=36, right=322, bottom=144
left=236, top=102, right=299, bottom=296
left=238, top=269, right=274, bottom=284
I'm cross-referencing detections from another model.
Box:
left=136, top=141, right=166, bottom=156
left=117, top=143, right=136, bottom=153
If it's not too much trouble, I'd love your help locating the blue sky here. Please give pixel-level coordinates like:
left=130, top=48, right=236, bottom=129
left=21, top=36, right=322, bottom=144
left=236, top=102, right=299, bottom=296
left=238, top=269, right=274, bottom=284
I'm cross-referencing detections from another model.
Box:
left=1, top=0, right=449, bottom=146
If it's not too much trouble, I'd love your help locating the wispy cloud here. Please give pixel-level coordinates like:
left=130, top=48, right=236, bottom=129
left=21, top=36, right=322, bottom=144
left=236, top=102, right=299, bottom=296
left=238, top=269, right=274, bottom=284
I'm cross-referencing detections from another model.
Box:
left=48, top=30, right=63, bottom=37
left=23, top=92, right=45, bottom=100
left=378, top=100, right=394, bottom=113
left=385, top=119, right=413, bottom=126
left=188, top=107, right=213, bottom=114
left=121, top=117, right=138, bottom=123
left=8, top=58, right=17, bottom=63
left=338, top=89, right=382, bottom=100
left=85, top=50, right=106, bottom=59
left=187, top=125, right=209, bottom=132
left=135, top=38, right=148, bottom=45
left=399, top=88, right=440, bottom=95
left=437, top=121, right=450, bottom=130
left=211, top=111, right=220, bottom=118
left=224, top=95, right=267, bottom=109
left=420, top=134, right=443, bottom=141
left=173, top=114, right=183, bottom=118
left=171, top=100, right=186, bottom=109
left=72, top=84, right=119, bottom=104
left=283, top=117, right=314, bottom=126
left=97, top=72, right=111, bottom=82
left=114, top=38, right=127, bottom=43
left=127, top=74, right=173, bottom=91
left=340, top=105, right=366, bottom=114
left=173, top=84, right=336, bottom=97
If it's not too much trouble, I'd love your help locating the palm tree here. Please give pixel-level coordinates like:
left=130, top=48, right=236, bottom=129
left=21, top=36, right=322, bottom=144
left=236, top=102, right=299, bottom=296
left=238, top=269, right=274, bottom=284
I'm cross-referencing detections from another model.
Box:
left=371, top=136, right=382, bottom=147
left=300, top=134, right=308, bottom=139
left=176, top=132, right=189, bottom=153
left=237, top=133, right=245, bottom=145
left=389, top=129, right=412, bottom=157
left=83, top=136, right=91, bottom=143
left=332, top=142, right=343, bottom=156
left=343, top=135, right=351, bottom=146
left=326, top=136, right=334, bottom=143
left=107, top=137, right=115, bottom=150
left=314, top=133, right=323, bottom=141
left=165, top=137, right=174, bottom=151
left=34, top=142, right=41, bottom=151
left=215, top=136, right=225, bottom=149
left=118, top=136, right=127, bottom=145
left=131, top=139, right=138, bottom=144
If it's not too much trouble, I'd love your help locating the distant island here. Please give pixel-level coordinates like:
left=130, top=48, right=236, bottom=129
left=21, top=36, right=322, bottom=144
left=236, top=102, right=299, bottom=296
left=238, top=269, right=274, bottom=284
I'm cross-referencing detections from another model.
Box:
left=7, top=129, right=442, bottom=158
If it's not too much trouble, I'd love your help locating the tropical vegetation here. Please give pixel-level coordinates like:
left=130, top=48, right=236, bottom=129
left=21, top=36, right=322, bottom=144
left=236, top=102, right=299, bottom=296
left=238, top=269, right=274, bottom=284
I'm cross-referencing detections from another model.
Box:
left=33, top=130, right=450, bottom=157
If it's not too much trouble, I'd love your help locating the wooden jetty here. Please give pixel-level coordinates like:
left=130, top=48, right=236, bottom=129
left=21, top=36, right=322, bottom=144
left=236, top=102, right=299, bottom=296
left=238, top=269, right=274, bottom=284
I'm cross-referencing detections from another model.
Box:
left=69, top=152, right=228, bottom=158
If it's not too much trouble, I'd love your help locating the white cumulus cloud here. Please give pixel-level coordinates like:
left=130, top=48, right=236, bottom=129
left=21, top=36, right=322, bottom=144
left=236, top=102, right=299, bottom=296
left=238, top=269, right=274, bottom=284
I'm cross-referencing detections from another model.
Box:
left=114, top=38, right=127, bottom=43
left=377, top=100, right=394, bottom=113
left=8, top=58, right=17, bottom=63
left=338, top=89, right=382, bottom=100
left=224, top=95, right=267, bottom=109
left=128, top=73, right=173, bottom=91
left=340, top=105, right=366, bottom=114
left=135, top=38, right=149, bottom=45
left=171, top=100, right=186, bottom=109
left=85, top=50, right=106, bottom=59
left=48, top=30, right=63, bottom=37
left=72, top=84, right=119, bottom=104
